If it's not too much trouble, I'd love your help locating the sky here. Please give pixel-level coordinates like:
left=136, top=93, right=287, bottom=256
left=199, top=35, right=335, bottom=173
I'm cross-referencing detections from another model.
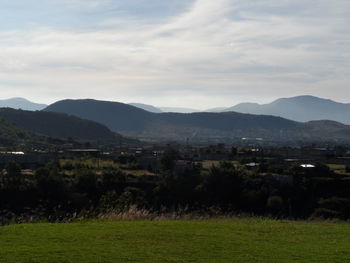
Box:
left=0, top=0, right=349, bottom=109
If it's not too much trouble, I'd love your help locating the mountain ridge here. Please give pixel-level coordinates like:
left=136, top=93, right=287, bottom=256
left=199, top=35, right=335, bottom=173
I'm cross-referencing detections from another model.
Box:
left=226, top=95, right=350, bottom=124
left=44, top=98, right=350, bottom=143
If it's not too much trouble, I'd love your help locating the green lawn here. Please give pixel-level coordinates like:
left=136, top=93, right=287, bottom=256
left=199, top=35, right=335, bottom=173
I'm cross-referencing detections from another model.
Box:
left=1, top=219, right=350, bottom=263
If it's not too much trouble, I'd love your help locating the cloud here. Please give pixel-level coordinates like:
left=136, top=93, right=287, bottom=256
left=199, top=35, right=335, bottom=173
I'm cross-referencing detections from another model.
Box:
left=0, top=0, right=349, bottom=107
left=54, top=0, right=110, bottom=9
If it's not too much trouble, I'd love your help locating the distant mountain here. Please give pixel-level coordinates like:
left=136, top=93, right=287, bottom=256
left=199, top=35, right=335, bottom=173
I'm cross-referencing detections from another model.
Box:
left=204, top=107, right=228, bottom=112
left=45, top=99, right=350, bottom=143
left=0, top=97, right=47, bottom=111
left=159, top=107, right=199, bottom=113
left=226, top=95, right=350, bottom=124
left=128, top=103, right=199, bottom=114
left=130, top=103, right=226, bottom=113
left=129, top=103, right=163, bottom=113
left=0, top=108, right=133, bottom=144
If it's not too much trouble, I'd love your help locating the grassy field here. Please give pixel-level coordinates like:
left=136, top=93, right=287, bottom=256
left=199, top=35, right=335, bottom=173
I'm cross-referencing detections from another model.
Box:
left=1, top=219, right=350, bottom=263
left=327, top=163, right=350, bottom=176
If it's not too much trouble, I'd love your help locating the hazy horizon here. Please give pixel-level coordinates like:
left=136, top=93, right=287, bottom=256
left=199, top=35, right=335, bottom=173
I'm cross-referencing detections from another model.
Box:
left=1, top=93, right=349, bottom=111
left=0, top=0, right=349, bottom=108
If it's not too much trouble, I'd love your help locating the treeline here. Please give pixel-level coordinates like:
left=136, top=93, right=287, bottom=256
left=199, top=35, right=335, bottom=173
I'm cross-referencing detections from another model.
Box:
left=1, top=152, right=350, bottom=223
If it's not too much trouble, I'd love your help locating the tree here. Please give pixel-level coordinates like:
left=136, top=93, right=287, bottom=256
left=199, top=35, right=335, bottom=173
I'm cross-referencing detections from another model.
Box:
left=100, top=170, right=126, bottom=194
left=5, top=161, right=22, bottom=186
left=75, top=169, right=99, bottom=201
left=198, top=162, right=243, bottom=210
left=35, top=165, right=68, bottom=206
left=160, top=149, right=180, bottom=172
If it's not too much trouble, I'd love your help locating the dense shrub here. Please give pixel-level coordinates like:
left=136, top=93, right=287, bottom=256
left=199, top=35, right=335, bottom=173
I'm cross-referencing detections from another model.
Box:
left=1, top=159, right=350, bottom=221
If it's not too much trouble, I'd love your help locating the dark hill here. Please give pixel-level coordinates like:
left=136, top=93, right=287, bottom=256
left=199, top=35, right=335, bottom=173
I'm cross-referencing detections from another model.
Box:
left=0, top=117, right=52, bottom=147
left=46, top=99, right=153, bottom=131
left=0, top=108, right=126, bottom=143
left=45, top=99, right=350, bottom=142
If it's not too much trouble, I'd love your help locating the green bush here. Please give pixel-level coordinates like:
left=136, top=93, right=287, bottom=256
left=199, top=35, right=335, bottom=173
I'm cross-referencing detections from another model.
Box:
left=267, top=196, right=284, bottom=216
left=314, top=197, right=350, bottom=219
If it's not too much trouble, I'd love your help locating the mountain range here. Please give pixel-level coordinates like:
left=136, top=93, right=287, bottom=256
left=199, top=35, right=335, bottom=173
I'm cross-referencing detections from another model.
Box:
left=3, top=95, right=350, bottom=125
left=128, top=96, right=350, bottom=125
left=45, top=99, right=350, bottom=143
left=1, top=95, right=350, bottom=144
left=226, top=96, right=350, bottom=125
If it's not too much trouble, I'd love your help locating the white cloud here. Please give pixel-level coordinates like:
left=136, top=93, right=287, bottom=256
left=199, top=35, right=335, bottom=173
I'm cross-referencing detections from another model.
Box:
left=0, top=0, right=349, bottom=108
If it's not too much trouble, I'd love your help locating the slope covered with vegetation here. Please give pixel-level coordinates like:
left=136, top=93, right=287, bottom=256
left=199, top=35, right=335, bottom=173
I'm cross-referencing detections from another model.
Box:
left=0, top=117, right=58, bottom=148
left=0, top=108, right=132, bottom=144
